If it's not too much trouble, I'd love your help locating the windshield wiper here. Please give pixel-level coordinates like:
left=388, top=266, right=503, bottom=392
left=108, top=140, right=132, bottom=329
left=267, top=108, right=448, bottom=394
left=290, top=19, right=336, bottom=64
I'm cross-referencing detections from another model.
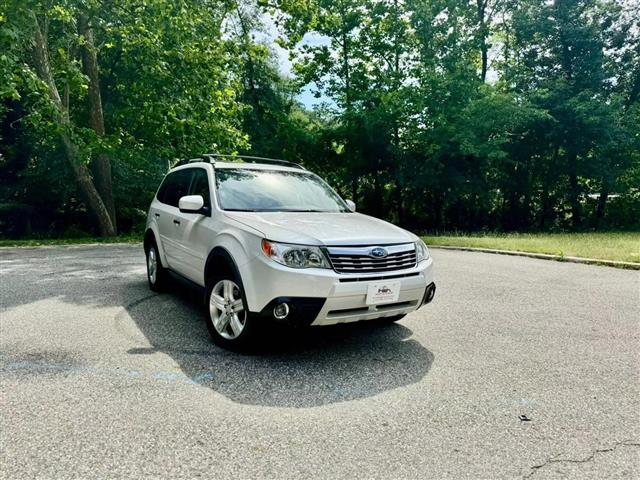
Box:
left=224, top=208, right=346, bottom=213
left=278, top=209, right=329, bottom=212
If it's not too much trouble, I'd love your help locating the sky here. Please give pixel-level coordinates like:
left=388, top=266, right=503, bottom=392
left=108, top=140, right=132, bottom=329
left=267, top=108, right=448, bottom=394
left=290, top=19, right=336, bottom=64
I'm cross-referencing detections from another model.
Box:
left=253, top=0, right=640, bottom=108
left=256, top=14, right=330, bottom=108
left=256, top=11, right=502, bottom=109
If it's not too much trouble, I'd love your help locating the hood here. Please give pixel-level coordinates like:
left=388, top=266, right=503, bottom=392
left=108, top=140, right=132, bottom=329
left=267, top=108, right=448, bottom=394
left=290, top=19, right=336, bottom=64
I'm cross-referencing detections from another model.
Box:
left=223, top=211, right=416, bottom=246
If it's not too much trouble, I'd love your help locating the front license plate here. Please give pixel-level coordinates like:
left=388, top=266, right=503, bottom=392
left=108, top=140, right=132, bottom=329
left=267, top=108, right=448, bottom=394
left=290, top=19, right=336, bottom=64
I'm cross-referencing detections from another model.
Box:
left=366, top=281, right=401, bottom=305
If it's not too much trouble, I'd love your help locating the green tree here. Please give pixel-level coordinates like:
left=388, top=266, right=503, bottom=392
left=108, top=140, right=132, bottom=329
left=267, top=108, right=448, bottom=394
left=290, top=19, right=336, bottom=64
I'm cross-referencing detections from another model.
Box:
left=2, top=0, right=116, bottom=234
left=1, top=0, right=638, bottom=238
left=1, top=0, right=246, bottom=236
left=507, top=0, right=637, bottom=229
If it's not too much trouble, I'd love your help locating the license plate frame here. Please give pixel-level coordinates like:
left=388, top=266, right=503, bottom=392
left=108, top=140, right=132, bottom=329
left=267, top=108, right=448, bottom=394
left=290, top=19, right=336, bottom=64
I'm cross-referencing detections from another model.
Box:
left=366, top=281, right=401, bottom=305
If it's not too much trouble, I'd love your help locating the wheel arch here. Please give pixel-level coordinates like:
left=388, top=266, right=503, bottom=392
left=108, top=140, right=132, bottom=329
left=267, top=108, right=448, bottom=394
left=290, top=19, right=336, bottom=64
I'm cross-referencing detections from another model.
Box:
left=143, top=228, right=155, bottom=251
left=204, top=246, right=256, bottom=313
left=204, top=246, right=242, bottom=285
left=143, top=227, right=168, bottom=266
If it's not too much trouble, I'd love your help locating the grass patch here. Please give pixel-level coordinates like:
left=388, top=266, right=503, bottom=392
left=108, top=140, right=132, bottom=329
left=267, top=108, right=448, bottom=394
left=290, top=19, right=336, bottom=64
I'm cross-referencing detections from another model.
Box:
left=0, top=235, right=141, bottom=248
left=2, top=232, right=638, bottom=264
left=423, top=232, right=640, bottom=263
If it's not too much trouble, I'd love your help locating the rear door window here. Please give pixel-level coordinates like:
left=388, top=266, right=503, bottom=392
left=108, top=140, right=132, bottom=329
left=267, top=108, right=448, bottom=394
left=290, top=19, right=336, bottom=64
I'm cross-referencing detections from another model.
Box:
left=157, top=170, right=193, bottom=207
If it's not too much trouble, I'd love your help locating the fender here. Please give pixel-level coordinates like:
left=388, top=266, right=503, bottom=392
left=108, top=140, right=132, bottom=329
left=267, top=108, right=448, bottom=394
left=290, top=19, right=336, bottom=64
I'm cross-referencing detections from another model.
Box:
left=200, top=223, right=260, bottom=272
left=203, top=246, right=259, bottom=313
left=204, top=246, right=243, bottom=286
left=143, top=226, right=168, bottom=267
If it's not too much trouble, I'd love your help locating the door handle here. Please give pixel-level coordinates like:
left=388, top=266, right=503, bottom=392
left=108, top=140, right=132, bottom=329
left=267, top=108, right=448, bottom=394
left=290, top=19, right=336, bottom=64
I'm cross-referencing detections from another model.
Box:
left=173, top=219, right=181, bottom=226
left=154, top=213, right=160, bottom=218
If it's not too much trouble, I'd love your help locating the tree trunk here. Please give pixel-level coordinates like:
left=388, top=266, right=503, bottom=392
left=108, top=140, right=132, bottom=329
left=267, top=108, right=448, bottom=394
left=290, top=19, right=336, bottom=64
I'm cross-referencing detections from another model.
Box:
left=539, top=178, right=549, bottom=229
left=31, top=12, right=115, bottom=236
left=504, top=188, right=518, bottom=231
left=236, top=6, right=259, bottom=105
left=477, top=0, right=488, bottom=82
left=594, top=178, right=609, bottom=229
left=60, top=133, right=118, bottom=236
left=391, top=2, right=404, bottom=226
left=351, top=176, right=358, bottom=206
left=434, top=190, right=444, bottom=230
left=522, top=179, right=532, bottom=229
left=394, top=180, right=404, bottom=226
left=338, top=0, right=351, bottom=111
left=503, top=9, right=510, bottom=78
left=540, top=147, right=559, bottom=229
left=372, top=166, right=383, bottom=218
left=480, top=42, right=488, bottom=82
left=78, top=13, right=116, bottom=231
left=567, top=153, right=581, bottom=228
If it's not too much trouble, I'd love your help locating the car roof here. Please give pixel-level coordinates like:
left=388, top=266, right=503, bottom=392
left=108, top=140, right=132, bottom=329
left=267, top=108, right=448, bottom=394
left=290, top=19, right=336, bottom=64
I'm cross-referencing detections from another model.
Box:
left=214, top=161, right=305, bottom=172
left=171, top=161, right=305, bottom=174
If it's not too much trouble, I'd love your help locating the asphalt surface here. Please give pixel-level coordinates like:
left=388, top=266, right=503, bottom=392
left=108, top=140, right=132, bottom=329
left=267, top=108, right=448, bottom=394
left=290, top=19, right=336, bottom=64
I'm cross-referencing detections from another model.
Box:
left=1, top=244, right=638, bottom=479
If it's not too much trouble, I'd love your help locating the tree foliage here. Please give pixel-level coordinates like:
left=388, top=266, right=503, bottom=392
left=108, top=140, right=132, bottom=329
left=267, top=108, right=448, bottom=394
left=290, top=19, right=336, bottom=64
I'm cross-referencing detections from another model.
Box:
left=0, top=0, right=638, bottom=237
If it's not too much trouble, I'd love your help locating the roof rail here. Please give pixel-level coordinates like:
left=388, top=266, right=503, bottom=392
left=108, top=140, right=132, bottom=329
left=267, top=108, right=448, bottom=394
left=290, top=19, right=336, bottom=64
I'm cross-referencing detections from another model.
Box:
left=201, top=153, right=305, bottom=170
left=172, top=158, right=207, bottom=168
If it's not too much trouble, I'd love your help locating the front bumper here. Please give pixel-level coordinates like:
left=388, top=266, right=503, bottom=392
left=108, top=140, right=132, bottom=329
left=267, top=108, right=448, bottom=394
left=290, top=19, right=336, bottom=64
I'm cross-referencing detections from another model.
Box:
left=311, top=276, right=433, bottom=326
left=241, top=254, right=435, bottom=326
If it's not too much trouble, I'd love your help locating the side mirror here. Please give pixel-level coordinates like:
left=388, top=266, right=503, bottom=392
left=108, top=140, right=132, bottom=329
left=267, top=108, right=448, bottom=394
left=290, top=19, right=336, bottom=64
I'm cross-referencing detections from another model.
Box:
left=179, top=195, right=206, bottom=214
left=345, top=199, right=356, bottom=212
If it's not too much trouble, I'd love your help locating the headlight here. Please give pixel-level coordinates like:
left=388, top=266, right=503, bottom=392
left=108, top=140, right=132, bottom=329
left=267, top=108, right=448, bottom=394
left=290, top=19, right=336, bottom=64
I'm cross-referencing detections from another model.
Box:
left=261, top=239, right=331, bottom=269
left=415, top=239, right=430, bottom=263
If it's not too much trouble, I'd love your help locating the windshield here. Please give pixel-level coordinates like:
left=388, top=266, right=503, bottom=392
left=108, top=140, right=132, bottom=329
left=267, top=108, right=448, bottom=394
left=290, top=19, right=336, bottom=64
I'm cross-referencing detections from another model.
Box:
left=214, top=168, right=350, bottom=213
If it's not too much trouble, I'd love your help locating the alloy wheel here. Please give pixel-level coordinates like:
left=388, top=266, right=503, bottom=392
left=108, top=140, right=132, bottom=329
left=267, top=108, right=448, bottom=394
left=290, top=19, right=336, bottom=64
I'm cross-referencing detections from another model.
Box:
left=209, top=279, right=246, bottom=340
left=147, top=247, right=157, bottom=284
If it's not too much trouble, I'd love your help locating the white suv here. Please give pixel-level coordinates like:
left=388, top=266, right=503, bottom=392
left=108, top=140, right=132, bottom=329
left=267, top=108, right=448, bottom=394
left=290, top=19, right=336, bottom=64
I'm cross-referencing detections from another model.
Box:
left=144, top=155, right=435, bottom=349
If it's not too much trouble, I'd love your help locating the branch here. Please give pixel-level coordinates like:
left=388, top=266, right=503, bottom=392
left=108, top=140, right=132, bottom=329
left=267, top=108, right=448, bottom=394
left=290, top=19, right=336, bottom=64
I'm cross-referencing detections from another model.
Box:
left=487, top=0, right=504, bottom=23
left=30, top=11, right=65, bottom=119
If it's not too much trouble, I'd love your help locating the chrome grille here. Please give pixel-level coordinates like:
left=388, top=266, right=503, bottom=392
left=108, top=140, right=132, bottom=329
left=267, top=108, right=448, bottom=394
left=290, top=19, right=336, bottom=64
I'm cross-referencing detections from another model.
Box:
left=326, top=243, right=417, bottom=274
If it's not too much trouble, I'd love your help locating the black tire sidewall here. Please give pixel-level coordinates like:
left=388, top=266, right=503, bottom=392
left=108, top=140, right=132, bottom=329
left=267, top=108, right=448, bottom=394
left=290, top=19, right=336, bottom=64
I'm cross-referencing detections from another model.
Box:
left=145, top=240, right=166, bottom=292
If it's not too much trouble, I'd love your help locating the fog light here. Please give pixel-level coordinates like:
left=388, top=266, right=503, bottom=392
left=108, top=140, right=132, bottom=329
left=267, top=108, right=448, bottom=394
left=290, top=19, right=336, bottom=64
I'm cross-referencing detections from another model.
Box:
left=422, top=283, right=436, bottom=305
left=273, top=302, right=290, bottom=320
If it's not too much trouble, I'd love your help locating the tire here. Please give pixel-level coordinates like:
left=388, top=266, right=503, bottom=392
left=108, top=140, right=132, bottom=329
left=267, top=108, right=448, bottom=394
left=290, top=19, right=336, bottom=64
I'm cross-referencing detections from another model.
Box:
left=145, top=240, right=169, bottom=292
left=377, top=314, right=406, bottom=324
left=204, top=271, right=260, bottom=351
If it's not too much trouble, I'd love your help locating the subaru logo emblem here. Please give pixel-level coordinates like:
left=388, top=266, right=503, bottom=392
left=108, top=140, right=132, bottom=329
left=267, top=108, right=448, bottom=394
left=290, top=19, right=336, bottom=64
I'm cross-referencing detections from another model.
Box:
left=370, top=247, right=388, bottom=258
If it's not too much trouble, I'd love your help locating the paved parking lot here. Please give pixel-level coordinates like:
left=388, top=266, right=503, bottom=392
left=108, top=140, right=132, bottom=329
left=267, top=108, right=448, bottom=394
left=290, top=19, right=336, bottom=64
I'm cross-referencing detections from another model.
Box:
left=1, top=244, right=638, bottom=479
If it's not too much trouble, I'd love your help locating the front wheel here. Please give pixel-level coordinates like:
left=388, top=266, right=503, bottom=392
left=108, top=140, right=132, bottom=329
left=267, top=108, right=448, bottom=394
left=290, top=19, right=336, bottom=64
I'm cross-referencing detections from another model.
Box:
left=146, top=241, right=168, bottom=292
left=205, top=274, right=259, bottom=351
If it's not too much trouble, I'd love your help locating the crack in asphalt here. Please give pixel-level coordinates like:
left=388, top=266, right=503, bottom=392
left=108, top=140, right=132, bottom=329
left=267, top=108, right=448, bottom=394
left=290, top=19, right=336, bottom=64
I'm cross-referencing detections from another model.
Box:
left=523, top=440, right=640, bottom=479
